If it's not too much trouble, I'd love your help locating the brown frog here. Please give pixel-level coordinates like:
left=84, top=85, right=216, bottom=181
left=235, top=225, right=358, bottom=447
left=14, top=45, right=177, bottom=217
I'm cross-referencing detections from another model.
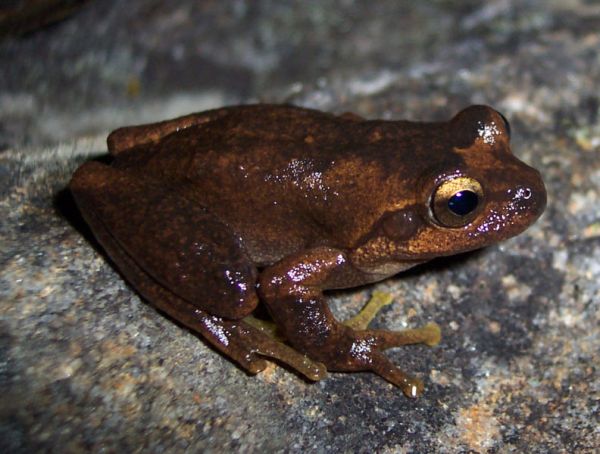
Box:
left=70, top=104, right=546, bottom=397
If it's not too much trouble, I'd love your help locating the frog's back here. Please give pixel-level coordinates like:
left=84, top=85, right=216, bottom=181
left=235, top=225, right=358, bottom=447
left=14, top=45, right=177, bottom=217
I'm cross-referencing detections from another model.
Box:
left=109, top=105, right=350, bottom=177
left=107, top=104, right=441, bottom=265
left=108, top=104, right=341, bottom=157
left=103, top=106, right=346, bottom=263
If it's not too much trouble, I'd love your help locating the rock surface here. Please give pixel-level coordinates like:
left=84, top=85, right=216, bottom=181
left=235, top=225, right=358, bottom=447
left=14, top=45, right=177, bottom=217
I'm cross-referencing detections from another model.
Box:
left=1, top=1, right=599, bottom=452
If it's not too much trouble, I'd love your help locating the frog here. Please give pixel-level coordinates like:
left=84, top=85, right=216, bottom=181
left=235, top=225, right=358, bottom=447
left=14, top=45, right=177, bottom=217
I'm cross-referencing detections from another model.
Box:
left=70, top=104, right=546, bottom=397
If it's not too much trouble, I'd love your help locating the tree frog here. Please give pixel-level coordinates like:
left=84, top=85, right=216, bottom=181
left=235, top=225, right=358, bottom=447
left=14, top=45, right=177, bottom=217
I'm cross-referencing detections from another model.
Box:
left=70, top=104, right=546, bottom=397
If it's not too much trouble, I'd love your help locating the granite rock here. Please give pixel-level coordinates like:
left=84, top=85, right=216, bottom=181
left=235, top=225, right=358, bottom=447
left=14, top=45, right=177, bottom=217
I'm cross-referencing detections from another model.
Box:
left=1, top=1, right=599, bottom=452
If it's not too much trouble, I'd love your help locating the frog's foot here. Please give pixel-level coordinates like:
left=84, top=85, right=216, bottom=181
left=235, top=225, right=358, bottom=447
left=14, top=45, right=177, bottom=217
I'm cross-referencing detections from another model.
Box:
left=332, top=322, right=440, bottom=397
left=242, top=291, right=440, bottom=392
left=342, top=291, right=441, bottom=396
left=212, top=317, right=327, bottom=381
left=240, top=316, right=332, bottom=380
left=349, top=294, right=440, bottom=396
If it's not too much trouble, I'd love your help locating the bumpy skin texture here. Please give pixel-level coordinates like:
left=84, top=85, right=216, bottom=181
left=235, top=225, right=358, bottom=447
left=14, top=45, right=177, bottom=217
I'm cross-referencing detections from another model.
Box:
left=70, top=104, right=546, bottom=397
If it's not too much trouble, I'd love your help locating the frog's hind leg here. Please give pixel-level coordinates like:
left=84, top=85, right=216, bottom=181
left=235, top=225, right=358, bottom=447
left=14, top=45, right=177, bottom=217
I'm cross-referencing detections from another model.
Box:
left=92, top=208, right=325, bottom=380
left=70, top=162, right=326, bottom=380
left=113, top=238, right=326, bottom=381
left=70, top=161, right=257, bottom=320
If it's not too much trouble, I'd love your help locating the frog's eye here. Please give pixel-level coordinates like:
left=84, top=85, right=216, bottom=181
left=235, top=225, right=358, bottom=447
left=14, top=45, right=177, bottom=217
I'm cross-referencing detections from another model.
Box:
left=431, top=177, right=484, bottom=227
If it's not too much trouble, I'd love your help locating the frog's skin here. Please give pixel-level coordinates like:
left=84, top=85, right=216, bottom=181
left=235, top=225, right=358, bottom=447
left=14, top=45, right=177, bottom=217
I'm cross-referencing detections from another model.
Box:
left=70, top=104, right=546, bottom=397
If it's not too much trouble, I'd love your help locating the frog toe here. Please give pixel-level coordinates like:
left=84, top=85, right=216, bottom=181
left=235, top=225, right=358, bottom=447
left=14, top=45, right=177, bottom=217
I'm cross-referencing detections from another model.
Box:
left=237, top=319, right=327, bottom=381
left=367, top=322, right=442, bottom=350
left=343, top=290, right=394, bottom=330
left=370, top=353, right=424, bottom=398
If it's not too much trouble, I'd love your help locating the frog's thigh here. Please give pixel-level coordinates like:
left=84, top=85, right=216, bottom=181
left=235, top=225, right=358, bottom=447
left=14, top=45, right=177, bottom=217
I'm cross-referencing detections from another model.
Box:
left=70, top=161, right=258, bottom=319
left=69, top=194, right=269, bottom=375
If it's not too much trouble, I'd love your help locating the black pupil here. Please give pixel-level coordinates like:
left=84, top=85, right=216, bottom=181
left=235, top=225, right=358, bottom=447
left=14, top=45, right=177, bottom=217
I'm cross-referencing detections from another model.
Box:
left=448, top=190, right=478, bottom=216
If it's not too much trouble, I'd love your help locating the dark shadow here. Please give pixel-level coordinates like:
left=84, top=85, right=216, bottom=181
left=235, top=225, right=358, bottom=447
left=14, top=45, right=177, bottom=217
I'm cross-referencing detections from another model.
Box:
left=402, top=249, right=486, bottom=277
left=328, top=249, right=485, bottom=301
left=54, top=187, right=98, bottom=245
left=52, top=154, right=113, bottom=250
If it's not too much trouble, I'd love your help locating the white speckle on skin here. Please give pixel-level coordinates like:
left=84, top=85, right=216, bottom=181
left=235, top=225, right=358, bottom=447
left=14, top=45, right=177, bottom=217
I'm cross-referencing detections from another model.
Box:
left=286, top=262, right=315, bottom=283
left=263, top=158, right=339, bottom=200
left=349, top=337, right=376, bottom=362
left=478, top=121, right=500, bottom=145
left=202, top=315, right=229, bottom=346
left=269, top=275, right=283, bottom=286
left=224, top=269, right=247, bottom=292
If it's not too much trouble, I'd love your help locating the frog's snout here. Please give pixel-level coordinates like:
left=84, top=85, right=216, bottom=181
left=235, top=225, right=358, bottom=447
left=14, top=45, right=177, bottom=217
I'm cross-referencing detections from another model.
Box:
left=496, top=166, right=546, bottom=235
left=471, top=165, right=546, bottom=241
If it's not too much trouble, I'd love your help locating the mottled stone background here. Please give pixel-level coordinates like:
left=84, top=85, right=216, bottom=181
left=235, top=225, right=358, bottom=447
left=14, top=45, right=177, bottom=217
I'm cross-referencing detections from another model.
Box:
left=1, top=1, right=599, bottom=452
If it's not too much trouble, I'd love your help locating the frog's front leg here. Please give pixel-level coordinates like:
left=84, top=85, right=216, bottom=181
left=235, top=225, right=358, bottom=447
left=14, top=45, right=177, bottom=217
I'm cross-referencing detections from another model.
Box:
left=259, top=247, right=439, bottom=397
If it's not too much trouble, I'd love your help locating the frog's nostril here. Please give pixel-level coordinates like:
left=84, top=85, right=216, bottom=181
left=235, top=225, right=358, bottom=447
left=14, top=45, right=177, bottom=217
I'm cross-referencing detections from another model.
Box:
left=514, top=186, right=532, bottom=201
left=518, top=176, right=547, bottom=219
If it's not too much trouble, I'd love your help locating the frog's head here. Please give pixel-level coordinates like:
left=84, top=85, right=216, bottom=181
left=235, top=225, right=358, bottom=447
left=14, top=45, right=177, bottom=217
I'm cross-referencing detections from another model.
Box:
left=397, top=105, right=546, bottom=259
